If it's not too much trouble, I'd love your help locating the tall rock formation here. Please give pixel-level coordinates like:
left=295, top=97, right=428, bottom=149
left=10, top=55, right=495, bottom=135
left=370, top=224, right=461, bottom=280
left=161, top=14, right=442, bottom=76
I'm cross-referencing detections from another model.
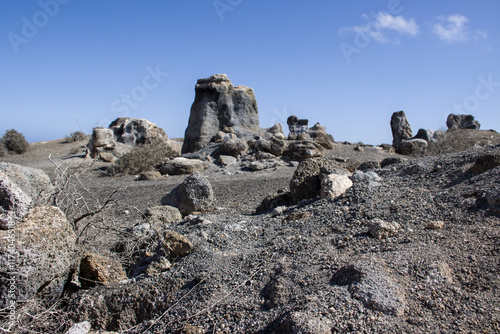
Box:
left=390, top=111, right=413, bottom=149
left=182, top=74, right=260, bottom=154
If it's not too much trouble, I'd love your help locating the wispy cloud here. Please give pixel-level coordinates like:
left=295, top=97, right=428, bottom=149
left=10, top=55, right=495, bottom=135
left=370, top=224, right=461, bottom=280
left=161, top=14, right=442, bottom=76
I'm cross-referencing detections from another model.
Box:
left=432, top=14, right=487, bottom=43
left=340, top=12, right=419, bottom=44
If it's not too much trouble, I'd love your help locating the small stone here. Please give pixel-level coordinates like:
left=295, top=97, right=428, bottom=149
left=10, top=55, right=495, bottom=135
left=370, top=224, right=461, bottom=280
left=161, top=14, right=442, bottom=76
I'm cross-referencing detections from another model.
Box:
left=426, top=220, right=444, bottom=230
left=369, top=218, right=401, bottom=240
left=64, top=321, right=91, bottom=334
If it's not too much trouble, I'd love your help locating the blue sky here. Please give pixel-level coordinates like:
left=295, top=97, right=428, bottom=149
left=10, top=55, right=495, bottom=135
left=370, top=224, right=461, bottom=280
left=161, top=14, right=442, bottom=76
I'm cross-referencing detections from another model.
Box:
left=1, top=0, right=499, bottom=145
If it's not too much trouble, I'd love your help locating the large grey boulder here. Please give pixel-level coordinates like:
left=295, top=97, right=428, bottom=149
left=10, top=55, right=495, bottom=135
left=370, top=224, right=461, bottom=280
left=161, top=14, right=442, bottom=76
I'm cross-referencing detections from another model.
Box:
left=0, top=162, right=53, bottom=204
left=0, top=205, right=76, bottom=308
left=214, top=138, right=249, bottom=157
left=446, top=113, right=480, bottom=131
left=287, top=115, right=309, bottom=138
left=390, top=111, right=413, bottom=149
left=161, top=173, right=214, bottom=215
left=0, top=164, right=53, bottom=230
left=182, top=74, right=260, bottom=154
left=255, top=136, right=288, bottom=157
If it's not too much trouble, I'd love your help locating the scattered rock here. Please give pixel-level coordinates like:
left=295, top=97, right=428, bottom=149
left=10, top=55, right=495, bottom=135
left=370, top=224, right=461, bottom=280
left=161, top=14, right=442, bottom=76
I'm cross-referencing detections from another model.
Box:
left=486, top=188, right=500, bottom=213
left=391, top=111, right=413, bottom=149
left=161, top=173, right=215, bottom=215
left=255, top=136, right=288, bottom=156
left=357, top=161, right=380, bottom=171
left=110, top=117, right=169, bottom=146
left=218, top=155, right=237, bottom=166
left=380, top=157, right=406, bottom=168
left=470, top=153, right=500, bottom=175
left=289, top=158, right=340, bottom=204
left=332, top=260, right=406, bottom=316
left=447, top=113, right=480, bottom=131
left=144, top=256, right=172, bottom=276
left=175, top=324, right=205, bottom=334
left=138, top=170, right=163, bottom=180
left=350, top=171, right=382, bottom=188
left=160, top=157, right=208, bottom=175
left=79, top=254, right=128, bottom=289
left=368, top=218, right=401, bottom=240
left=307, top=123, right=335, bottom=149
left=398, top=138, right=428, bottom=156
left=283, top=211, right=312, bottom=223
left=215, top=138, right=249, bottom=157
left=320, top=172, right=353, bottom=199
left=267, top=123, right=285, bottom=137
left=415, top=129, right=444, bottom=143
left=161, top=230, right=194, bottom=260
left=426, top=220, right=445, bottom=230
left=285, top=140, right=325, bottom=161
left=248, top=160, right=278, bottom=171
left=274, top=311, right=333, bottom=334
left=255, top=189, right=292, bottom=213
left=271, top=205, right=288, bottom=217
left=182, top=74, right=260, bottom=154
left=64, top=321, right=91, bottom=334
left=145, top=206, right=183, bottom=224
left=0, top=206, right=76, bottom=308
left=425, top=262, right=453, bottom=285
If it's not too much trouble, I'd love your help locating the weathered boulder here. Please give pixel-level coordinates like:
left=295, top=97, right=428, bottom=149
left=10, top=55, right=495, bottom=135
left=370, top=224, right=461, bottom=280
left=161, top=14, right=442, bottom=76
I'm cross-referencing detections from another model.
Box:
left=0, top=170, right=33, bottom=230
left=214, top=138, right=249, bottom=157
left=350, top=171, right=382, bottom=188
left=380, top=157, right=406, bottom=168
left=218, top=155, right=237, bottom=166
left=470, top=153, right=500, bottom=175
left=0, top=162, right=53, bottom=204
left=182, top=74, right=260, bottom=154
left=145, top=205, right=183, bottom=224
left=0, top=206, right=76, bottom=308
left=109, top=117, right=168, bottom=145
left=79, top=254, right=127, bottom=289
left=255, top=136, right=288, bottom=156
left=88, top=118, right=176, bottom=161
left=285, top=141, right=325, bottom=161
left=161, top=173, right=214, bottom=215
left=320, top=172, right=352, bottom=199
left=307, top=123, right=335, bottom=149
left=391, top=111, right=413, bottom=149
left=447, top=113, right=480, bottom=131
left=290, top=158, right=341, bottom=204
left=159, top=157, right=208, bottom=175
left=332, top=259, right=406, bottom=316
left=398, top=138, right=428, bottom=156
left=267, top=123, right=285, bottom=137
left=161, top=230, right=194, bottom=260
left=287, top=115, right=308, bottom=138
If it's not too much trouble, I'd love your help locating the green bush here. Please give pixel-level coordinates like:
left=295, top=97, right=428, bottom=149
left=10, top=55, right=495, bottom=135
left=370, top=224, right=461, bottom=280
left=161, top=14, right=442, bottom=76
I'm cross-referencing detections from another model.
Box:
left=1, top=129, right=29, bottom=154
left=65, top=131, right=86, bottom=143
left=111, top=139, right=177, bottom=175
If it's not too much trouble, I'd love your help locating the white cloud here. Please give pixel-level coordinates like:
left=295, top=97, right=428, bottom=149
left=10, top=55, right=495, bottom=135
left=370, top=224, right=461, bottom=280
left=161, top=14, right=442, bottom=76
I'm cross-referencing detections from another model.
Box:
left=432, top=14, right=487, bottom=43
left=432, top=14, right=470, bottom=43
left=340, top=12, right=419, bottom=44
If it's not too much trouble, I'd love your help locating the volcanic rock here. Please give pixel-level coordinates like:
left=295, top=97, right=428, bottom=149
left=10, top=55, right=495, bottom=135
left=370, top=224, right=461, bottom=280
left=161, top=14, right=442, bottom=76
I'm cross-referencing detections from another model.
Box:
left=447, top=114, right=480, bottom=131
left=391, top=111, right=413, bottom=149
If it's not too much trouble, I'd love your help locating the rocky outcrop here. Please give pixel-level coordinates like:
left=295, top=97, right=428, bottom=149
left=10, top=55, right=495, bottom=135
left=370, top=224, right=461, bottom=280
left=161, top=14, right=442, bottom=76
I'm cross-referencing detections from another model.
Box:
left=88, top=118, right=177, bottom=161
left=287, top=115, right=308, bottom=138
left=391, top=111, right=413, bottom=149
left=0, top=206, right=76, bottom=308
left=255, top=135, right=288, bottom=157
left=182, top=74, right=260, bottom=154
left=162, top=173, right=214, bottom=215
left=285, top=141, right=325, bottom=161
left=447, top=114, right=480, bottom=131
left=307, top=123, right=335, bottom=149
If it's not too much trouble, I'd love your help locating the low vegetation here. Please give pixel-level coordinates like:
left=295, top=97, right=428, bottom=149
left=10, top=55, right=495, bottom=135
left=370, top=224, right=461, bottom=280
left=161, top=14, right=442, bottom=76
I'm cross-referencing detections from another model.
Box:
left=111, top=139, right=178, bottom=175
left=1, top=129, right=29, bottom=154
left=65, top=131, right=86, bottom=143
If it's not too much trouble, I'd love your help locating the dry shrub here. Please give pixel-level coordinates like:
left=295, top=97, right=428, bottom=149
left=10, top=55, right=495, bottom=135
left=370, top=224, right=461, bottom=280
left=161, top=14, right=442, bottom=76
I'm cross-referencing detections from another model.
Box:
left=1, top=129, right=29, bottom=154
left=65, top=131, right=86, bottom=143
left=427, top=129, right=499, bottom=155
left=0, top=143, right=6, bottom=157
left=111, top=139, right=177, bottom=175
